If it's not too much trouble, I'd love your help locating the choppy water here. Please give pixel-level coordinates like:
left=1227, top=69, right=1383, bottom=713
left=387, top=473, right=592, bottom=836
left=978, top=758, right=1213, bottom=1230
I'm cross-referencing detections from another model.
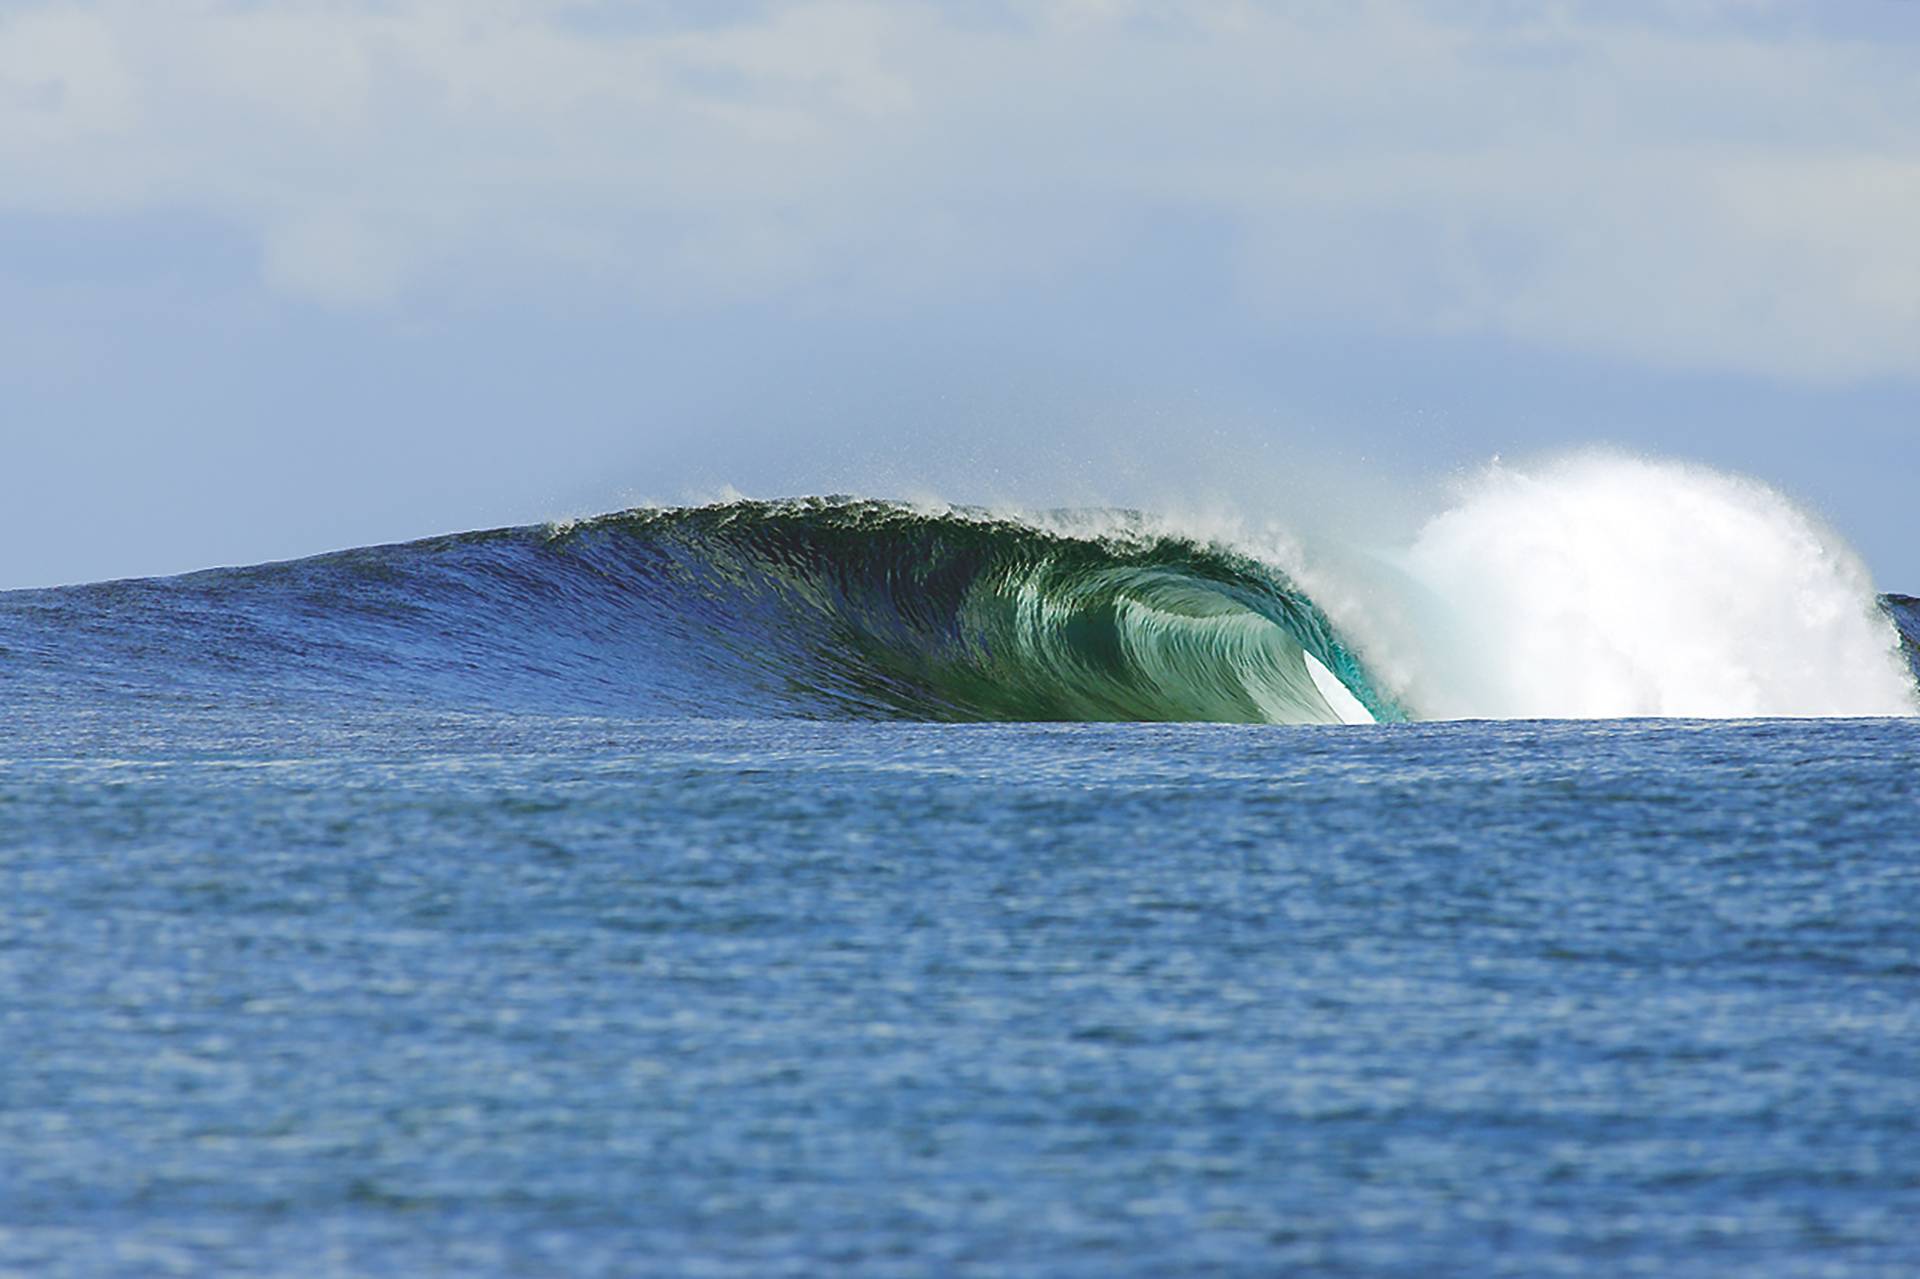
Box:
left=5, top=710, right=1919, bottom=1277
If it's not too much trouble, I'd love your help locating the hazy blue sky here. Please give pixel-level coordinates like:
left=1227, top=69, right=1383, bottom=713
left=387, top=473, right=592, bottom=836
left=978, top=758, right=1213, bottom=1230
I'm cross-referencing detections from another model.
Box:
left=3, top=0, right=1916, bottom=588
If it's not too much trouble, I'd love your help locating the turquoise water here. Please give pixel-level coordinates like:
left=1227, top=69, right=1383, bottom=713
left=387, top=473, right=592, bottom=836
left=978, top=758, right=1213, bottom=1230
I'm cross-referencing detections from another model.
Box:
left=4, top=505, right=1919, bottom=1276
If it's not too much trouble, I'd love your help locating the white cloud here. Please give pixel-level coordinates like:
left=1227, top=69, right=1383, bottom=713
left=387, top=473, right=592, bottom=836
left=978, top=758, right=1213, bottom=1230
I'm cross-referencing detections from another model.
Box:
left=0, top=0, right=1915, bottom=378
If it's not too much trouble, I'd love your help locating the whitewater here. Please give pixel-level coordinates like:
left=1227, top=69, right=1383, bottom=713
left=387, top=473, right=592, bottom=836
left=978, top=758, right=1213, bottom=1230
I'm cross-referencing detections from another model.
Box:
left=1311, top=452, right=1918, bottom=720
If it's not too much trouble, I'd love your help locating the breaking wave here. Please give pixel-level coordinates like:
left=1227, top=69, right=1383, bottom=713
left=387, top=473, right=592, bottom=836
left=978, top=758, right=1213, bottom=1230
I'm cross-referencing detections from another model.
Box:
left=1, top=455, right=1913, bottom=723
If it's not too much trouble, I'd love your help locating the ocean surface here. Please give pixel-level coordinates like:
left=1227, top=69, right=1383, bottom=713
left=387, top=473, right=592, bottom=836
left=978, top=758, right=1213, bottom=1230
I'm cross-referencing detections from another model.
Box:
left=5, top=480, right=1920, bottom=1277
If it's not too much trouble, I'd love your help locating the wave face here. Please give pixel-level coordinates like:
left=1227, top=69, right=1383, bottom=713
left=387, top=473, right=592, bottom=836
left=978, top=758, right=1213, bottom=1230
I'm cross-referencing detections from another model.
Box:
left=0, top=500, right=1400, bottom=725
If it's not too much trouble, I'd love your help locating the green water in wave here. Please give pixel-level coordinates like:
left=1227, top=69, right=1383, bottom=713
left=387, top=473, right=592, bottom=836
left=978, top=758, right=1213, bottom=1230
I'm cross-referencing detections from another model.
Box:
left=558, top=499, right=1408, bottom=724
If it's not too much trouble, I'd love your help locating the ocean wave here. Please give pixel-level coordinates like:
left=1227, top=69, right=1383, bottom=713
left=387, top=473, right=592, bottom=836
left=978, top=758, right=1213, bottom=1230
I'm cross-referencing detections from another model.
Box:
left=3, top=458, right=1914, bottom=723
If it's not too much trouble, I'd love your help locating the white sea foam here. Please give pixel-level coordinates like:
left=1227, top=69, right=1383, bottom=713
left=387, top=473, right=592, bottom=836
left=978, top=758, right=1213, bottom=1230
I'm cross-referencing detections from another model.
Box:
left=1304, top=651, right=1376, bottom=724
left=1355, top=453, right=1917, bottom=719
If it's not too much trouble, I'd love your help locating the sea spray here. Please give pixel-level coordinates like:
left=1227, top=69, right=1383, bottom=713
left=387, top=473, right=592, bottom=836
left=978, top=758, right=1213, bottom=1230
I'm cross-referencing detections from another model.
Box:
left=1376, top=453, right=1917, bottom=719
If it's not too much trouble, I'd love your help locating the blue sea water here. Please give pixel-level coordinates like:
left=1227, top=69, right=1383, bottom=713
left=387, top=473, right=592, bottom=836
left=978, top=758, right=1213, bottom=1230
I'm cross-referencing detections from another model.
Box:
left=4, top=501, right=1919, bottom=1277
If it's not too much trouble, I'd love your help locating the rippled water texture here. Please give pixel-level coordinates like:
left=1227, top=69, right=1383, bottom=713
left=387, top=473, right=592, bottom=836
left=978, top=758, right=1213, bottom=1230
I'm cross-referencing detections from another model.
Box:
left=5, top=713, right=1918, bottom=1277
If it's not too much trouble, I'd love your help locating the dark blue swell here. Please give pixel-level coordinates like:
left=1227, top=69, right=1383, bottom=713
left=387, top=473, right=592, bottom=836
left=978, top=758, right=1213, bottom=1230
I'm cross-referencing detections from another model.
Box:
left=1886, top=595, right=1920, bottom=684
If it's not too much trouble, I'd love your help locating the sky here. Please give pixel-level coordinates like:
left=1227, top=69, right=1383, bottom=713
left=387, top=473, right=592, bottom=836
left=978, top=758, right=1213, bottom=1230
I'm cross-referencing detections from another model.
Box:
left=2, top=0, right=1916, bottom=589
